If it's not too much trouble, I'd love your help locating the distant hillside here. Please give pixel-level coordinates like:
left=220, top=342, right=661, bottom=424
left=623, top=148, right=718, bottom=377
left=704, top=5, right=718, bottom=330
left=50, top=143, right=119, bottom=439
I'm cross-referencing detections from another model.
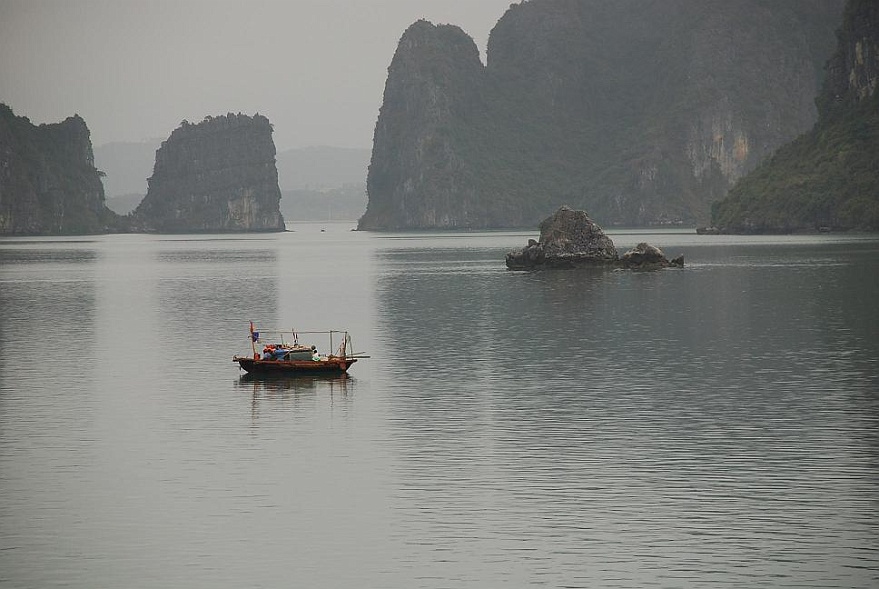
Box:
left=105, top=193, right=144, bottom=215
left=275, top=146, right=369, bottom=190
left=711, top=0, right=879, bottom=232
left=359, top=0, right=845, bottom=230
left=94, top=139, right=160, bottom=215
left=267, top=146, right=370, bottom=222
left=281, top=185, right=367, bottom=223
left=0, top=104, right=123, bottom=235
left=93, top=139, right=160, bottom=198
left=95, top=142, right=369, bottom=216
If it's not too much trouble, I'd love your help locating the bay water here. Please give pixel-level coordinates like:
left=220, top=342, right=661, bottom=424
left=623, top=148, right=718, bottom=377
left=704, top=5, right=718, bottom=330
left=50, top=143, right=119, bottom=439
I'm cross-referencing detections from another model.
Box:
left=1, top=224, right=877, bottom=588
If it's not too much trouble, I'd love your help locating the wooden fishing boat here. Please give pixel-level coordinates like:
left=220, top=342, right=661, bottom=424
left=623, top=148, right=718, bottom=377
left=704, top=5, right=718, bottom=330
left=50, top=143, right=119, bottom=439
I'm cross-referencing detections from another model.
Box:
left=233, top=322, right=367, bottom=375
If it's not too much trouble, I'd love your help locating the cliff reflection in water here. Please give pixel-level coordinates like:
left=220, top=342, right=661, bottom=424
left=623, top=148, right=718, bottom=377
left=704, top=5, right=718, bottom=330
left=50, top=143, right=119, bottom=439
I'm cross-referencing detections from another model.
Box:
left=0, top=244, right=98, bottom=385
left=372, top=238, right=879, bottom=587
left=155, top=246, right=279, bottom=378
left=1, top=231, right=876, bottom=588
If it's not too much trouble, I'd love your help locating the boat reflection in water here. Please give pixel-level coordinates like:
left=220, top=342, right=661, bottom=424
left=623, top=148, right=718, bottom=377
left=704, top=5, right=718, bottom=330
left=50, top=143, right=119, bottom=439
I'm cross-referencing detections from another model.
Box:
left=236, top=371, right=353, bottom=391
left=235, top=372, right=354, bottom=424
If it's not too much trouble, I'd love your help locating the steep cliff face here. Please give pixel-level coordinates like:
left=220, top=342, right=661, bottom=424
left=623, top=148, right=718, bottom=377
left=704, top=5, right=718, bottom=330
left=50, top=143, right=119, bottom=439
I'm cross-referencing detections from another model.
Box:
left=361, top=0, right=844, bottom=230
left=712, top=0, right=879, bottom=232
left=134, top=113, right=285, bottom=233
left=359, top=20, right=490, bottom=230
left=819, top=0, right=879, bottom=113
left=0, top=104, right=121, bottom=235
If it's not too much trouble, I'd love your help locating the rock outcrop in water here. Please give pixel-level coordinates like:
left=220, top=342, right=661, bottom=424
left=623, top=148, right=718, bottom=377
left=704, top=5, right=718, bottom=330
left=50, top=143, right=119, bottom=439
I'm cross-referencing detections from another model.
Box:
left=506, top=206, right=682, bottom=270
left=505, top=206, right=618, bottom=269
left=619, top=242, right=685, bottom=270
left=0, top=104, right=123, bottom=235
left=360, top=0, right=844, bottom=230
left=133, top=113, right=285, bottom=233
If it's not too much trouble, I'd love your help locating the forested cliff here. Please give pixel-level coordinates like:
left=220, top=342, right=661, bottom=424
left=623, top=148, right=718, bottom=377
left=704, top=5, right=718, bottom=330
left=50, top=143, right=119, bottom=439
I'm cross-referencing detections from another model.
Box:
left=359, top=0, right=844, bottom=230
left=712, top=0, right=879, bottom=232
left=133, top=113, right=285, bottom=233
left=0, top=104, right=121, bottom=235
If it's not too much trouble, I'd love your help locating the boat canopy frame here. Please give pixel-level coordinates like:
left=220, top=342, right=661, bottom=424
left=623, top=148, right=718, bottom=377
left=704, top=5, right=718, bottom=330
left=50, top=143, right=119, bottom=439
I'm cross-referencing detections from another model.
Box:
left=248, top=323, right=362, bottom=360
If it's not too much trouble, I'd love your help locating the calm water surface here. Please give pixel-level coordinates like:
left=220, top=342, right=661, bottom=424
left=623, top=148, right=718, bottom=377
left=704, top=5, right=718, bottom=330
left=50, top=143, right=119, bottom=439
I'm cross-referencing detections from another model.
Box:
left=1, top=224, right=877, bottom=588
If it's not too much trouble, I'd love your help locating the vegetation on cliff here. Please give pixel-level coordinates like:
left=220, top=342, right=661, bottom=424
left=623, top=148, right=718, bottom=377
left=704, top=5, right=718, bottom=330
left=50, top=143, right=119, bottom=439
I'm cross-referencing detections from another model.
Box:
left=712, top=0, right=879, bottom=232
left=0, top=104, right=123, bottom=235
left=133, top=113, right=285, bottom=233
left=360, top=0, right=844, bottom=230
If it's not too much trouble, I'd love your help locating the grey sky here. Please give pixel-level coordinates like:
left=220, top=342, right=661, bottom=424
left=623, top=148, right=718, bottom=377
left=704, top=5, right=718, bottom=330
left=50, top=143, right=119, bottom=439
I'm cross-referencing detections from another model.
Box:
left=0, top=0, right=514, bottom=151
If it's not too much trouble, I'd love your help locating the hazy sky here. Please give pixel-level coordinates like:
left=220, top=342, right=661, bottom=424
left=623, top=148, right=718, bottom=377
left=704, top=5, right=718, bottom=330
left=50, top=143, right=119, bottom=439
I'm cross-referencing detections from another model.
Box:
left=0, top=0, right=515, bottom=151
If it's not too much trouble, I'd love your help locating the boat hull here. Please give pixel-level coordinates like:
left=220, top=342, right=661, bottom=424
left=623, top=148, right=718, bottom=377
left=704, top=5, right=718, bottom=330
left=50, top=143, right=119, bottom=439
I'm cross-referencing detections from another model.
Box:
left=234, top=356, right=357, bottom=375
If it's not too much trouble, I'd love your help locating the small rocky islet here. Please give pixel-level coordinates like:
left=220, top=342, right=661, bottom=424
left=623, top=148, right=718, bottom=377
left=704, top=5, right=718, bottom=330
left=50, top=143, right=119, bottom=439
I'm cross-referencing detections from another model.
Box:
left=131, top=113, right=285, bottom=233
left=506, top=206, right=684, bottom=271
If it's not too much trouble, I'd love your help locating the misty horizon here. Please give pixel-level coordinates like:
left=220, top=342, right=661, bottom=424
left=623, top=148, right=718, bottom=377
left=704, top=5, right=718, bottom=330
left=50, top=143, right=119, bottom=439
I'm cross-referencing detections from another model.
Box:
left=0, top=0, right=515, bottom=151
